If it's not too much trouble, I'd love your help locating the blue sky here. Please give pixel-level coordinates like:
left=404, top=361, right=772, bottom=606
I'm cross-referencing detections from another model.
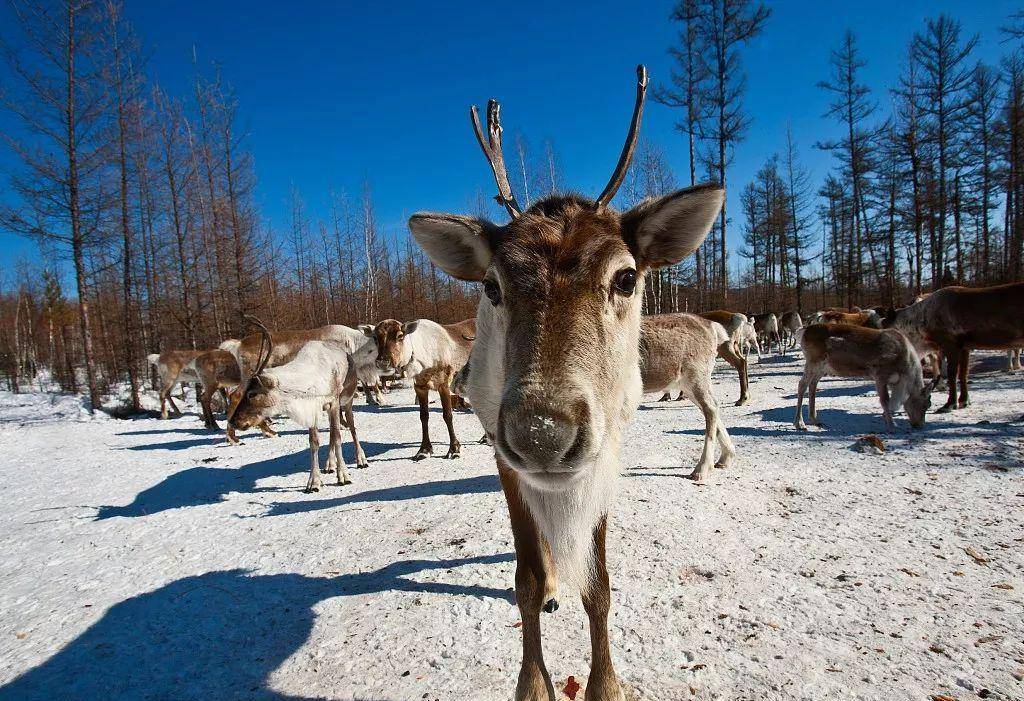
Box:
left=0, top=0, right=1019, bottom=279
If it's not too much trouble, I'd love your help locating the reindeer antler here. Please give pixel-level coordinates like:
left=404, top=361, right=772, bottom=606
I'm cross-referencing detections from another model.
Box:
left=470, top=99, right=523, bottom=219
left=595, top=64, right=649, bottom=212
left=243, top=314, right=274, bottom=378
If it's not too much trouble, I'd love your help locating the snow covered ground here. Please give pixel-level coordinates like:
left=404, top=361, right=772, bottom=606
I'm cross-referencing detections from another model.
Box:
left=0, top=351, right=1022, bottom=701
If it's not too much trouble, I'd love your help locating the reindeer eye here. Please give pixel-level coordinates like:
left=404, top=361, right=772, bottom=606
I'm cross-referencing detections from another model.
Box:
left=483, top=279, right=502, bottom=306
left=612, top=268, right=637, bottom=296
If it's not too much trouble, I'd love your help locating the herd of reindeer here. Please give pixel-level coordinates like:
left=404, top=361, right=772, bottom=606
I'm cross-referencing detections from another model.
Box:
left=142, top=66, right=1022, bottom=700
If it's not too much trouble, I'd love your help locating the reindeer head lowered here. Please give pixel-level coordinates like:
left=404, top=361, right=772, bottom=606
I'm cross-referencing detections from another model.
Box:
left=227, top=318, right=279, bottom=431
left=410, top=66, right=721, bottom=699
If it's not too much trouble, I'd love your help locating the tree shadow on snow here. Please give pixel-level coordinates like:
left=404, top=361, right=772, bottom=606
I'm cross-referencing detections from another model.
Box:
left=95, top=441, right=403, bottom=520
left=0, top=555, right=513, bottom=701
left=259, top=474, right=501, bottom=518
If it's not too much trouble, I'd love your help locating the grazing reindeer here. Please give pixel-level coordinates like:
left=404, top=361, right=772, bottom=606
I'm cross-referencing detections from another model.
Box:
left=228, top=325, right=368, bottom=492
left=147, top=350, right=204, bottom=419
left=365, top=318, right=475, bottom=460
left=885, top=282, right=1024, bottom=412
left=641, top=314, right=736, bottom=482
left=222, top=324, right=378, bottom=385
left=409, top=65, right=722, bottom=701
left=779, top=311, right=802, bottom=350
left=751, top=312, right=781, bottom=353
left=699, top=310, right=751, bottom=405
left=795, top=323, right=931, bottom=431
left=187, top=349, right=276, bottom=442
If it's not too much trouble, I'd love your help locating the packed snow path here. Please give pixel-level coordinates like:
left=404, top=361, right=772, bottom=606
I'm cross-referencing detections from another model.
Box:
left=0, top=353, right=1022, bottom=700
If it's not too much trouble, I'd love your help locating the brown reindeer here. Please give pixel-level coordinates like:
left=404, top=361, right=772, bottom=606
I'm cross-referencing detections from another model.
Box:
left=640, top=314, right=736, bottom=482
left=778, top=310, right=802, bottom=350
left=795, top=323, right=931, bottom=431
left=812, top=309, right=883, bottom=328
left=409, top=65, right=722, bottom=701
left=188, top=349, right=276, bottom=442
left=147, top=350, right=205, bottom=419
left=699, top=310, right=751, bottom=405
left=885, top=282, right=1024, bottom=413
left=365, top=317, right=475, bottom=460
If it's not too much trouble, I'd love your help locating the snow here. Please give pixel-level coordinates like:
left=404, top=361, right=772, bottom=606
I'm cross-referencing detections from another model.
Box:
left=0, top=352, right=1022, bottom=700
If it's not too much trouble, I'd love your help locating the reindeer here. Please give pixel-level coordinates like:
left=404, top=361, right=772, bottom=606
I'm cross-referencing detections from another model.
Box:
left=814, top=309, right=883, bottom=328
left=187, top=348, right=276, bottom=442
left=751, top=312, right=781, bottom=353
left=699, top=310, right=751, bottom=405
left=794, top=323, right=931, bottom=431
left=1007, top=348, right=1021, bottom=372
left=364, top=317, right=475, bottom=460
left=738, top=317, right=762, bottom=359
left=641, top=314, right=736, bottom=482
left=228, top=324, right=368, bottom=492
left=147, top=350, right=205, bottom=419
left=884, top=282, right=1024, bottom=413
left=408, top=65, right=722, bottom=701
left=779, top=310, right=802, bottom=350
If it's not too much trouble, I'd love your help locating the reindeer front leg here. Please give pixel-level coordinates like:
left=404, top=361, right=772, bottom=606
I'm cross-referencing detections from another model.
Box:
left=957, top=348, right=971, bottom=408
left=936, top=346, right=959, bottom=413
left=439, top=384, right=461, bottom=459
left=875, top=377, right=895, bottom=431
left=305, top=426, right=323, bottom=493
left=327, top=404, right=351, bottom=486
left=413, top=384, right=433, bottom=460
left=344, top=399, right=369, bottom=468
left=500, top=466, right=556, bottom=701
left=582, top=517, right=623, bottom=701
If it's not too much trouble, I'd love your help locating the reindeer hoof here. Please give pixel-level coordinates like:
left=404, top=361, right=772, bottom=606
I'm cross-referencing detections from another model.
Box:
left=413, top=451, right=431, bottom=461
left=444, top=451, right=461, bottom=460
left=336, top=478, right=352, bottom=486
left=735, top=398, right=749, bottom=407
left=305, top=485, right=321, bottom=494
left=357, top=462, right=369, bottom=469
left=542, top=598, right=559, bottom=614
left=936, top=403, right=954, bottom=414
left=958, top=400, right=970, bottom=409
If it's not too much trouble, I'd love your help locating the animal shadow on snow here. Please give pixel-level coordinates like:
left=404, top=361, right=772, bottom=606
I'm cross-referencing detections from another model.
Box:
left=0, top=556, right=513, bottom=701
left=95, top=441, right=400, bottom=520
left=260, top=474, right=501, bottom=518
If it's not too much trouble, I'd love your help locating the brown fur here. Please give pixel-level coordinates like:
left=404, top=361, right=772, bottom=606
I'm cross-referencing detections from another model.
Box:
left=817, top=310, right=882, bottom=328
left=191, top=349, right=276, bottom=442
left=887, top=282, right=1024, bottom=412
left=640, top=313, right=736, bottom=481
left=149, top=349, right=206, bottom=420
left=796, top=323, right=930, bottom=431
left=700, top=310, right=750, bottom=405
left=370, top=317, right=475, bottom=460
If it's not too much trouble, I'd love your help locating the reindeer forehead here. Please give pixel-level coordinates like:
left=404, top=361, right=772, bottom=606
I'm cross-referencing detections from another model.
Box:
left=375, top=320, right=403, bottom=340
left=496, top=204, right=630, bottom=289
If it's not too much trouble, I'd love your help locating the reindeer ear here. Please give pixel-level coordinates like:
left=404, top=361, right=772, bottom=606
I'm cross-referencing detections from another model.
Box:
left=621, top=183, right=724, bottom=269
left=409, top=213, right=498, bottom=282
left=403, top=320, right=420, bottom=335
left=358, top=324, right=374, bottom=337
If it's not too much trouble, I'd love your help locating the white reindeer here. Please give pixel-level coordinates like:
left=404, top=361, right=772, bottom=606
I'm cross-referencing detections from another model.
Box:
left=228, top=329, right=368, bottom=492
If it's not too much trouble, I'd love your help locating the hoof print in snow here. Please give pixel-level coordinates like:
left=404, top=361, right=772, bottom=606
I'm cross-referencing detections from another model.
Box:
left=852, top=434, right=885, bottom=455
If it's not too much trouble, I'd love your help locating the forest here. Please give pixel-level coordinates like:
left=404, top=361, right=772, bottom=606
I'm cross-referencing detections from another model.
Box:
left=0, top=0, right=1023, bottom=412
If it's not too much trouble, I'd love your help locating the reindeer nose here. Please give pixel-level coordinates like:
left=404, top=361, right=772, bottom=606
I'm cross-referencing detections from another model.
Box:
left=498, top=393, right=590, bottom=471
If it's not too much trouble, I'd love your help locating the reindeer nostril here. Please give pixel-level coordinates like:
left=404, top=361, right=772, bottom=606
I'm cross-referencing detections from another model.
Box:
left=498, top=394, right=589, bottom=471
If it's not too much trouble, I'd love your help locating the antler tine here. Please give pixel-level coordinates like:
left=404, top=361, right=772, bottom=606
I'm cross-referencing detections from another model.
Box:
left=470, top=99, right=523, bottom=219
left=595, top=64, right=649, bottom=212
